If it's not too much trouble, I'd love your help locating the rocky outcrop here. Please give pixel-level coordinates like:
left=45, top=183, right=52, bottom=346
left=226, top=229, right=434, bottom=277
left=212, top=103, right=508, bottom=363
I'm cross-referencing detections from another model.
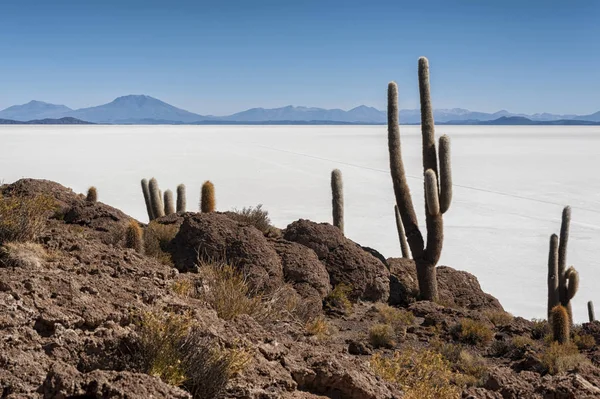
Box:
left=283, top=220, right=390, bottom=302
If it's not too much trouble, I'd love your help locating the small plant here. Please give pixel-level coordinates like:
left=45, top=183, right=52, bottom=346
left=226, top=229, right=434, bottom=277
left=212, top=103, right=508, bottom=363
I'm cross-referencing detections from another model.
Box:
left=125, top=220, right=144, bottom=254
left=432, top=340, right=489, bottom=386
left=200, top=181, right=216, bottom=213
left=0, top=241, right=47, bottom=268
left=228, top=205, right=271, bottom=234
left=305, top=315, right=335, bottom=340
left=324, top=283, right=352, bottom=313
left=144, top=221, right=178, bottom=266
left=171, top=279, right=194, bottom=297
left=540, top=341, right=588, bottom=375
left=86, top=186, right=97, bottom=202
left=0, top=194, right=56, bottom=243
left=484, top=310, right=513, bottom=327
left=369, top=323, right=396, bottom=348
left=370, top=348, right=462, bottom=399
left=511, top=335, right=535, bottom=350
left=452, top=319, right=494, bottom=346
left=573, top=330, right=596, bottom=350
left=531, top=318, right=550, bottom=340
left=374, top=303, right=414, bottom=334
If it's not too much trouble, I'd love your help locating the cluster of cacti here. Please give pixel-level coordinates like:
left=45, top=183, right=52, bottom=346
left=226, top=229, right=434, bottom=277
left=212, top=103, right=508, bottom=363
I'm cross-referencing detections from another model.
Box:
left=125, top=219, right=144, bottom=254
left=331, top=169, right=344, bottom=235
left=141, top=178, right=188, bottom=221
left=86, top=186, right=97, bottom=202
left=387, top=57, right=452, bottom=302
left=200, top=181, right=216, bottom=213
left=547, top=206, right=579, bottom=328
left=551, top=305, right=570, bottom=343
left=588, top=301, right=595, bottom=323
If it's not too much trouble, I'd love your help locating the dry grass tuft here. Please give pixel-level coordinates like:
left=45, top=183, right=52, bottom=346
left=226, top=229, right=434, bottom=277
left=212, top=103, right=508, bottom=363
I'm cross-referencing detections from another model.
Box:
left=324, top=283, right=352, bottom=313
left=371, top=348, right=462, bottom=399
left=484, top=310, right=513, bottom=327
left=452, top=318, right=494, bottom=346
left=374, top=303, right=414, bottom=333
left=369, top=323, right=396, bottom=348
left=0, top=194, right=56, bottom=243
left=144, top=221, right=178, bottom=266
left=0, top=241, right=47, bottom=268
left=228, top=204, right=271, bottom=234
left=540, top=341, right=588, bottom=375
left=305, top=315, right=335, bottom=340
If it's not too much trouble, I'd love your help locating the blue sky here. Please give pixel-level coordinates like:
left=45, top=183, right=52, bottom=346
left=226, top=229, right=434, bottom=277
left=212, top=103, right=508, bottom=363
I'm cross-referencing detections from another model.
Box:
left=0, top=0, right=598, bottom=115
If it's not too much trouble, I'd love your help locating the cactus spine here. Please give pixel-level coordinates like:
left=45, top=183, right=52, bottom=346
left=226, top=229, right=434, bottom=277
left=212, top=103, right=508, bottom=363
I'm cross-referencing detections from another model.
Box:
left=547, top=206, right=578, bottom=325
left=200, top=181, right=216, bottom=213
left=331, top=169, right=344, bottom=234
left=176, top=184, right=187, bottom=213
left=588, top=301, right=595, bottom=322
left=141, top=179, right=154, bottom=221
left=149, top=178, right=165, bottom=219
left=125, top=219, right=144, bottom=254
left=86, top=187, right=97, bottom=202
left=551, top=305, right=570, bottom=343
left=164, top=189, right=175, bottom=215
left=394, top=205, right=411, bottom=259
left=387, top=57, right=452, bottom=301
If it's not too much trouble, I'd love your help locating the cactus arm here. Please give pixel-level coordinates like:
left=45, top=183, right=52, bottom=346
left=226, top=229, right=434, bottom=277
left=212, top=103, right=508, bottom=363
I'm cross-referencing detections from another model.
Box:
left=424, top=169, right=440, bottom=216
left=331, top=169, right=344, bottom=235
left=558, top=206, right=571, bottom=304
left=149, top=178, right=165, bottom=219
left=418, top=57, right=439, bottom=182
left=141, top=179, right=155, bottom=221
left=547, top=234, right=559, bottom=319
left=588, top=301, right=595, bottom=322
left=438, top=135, right=452, bottom=214
left=394, top=205, right=411, bottom=259
left=164, top=189, right=175, bottom=216
left=176, top=184, right=187, bottom=213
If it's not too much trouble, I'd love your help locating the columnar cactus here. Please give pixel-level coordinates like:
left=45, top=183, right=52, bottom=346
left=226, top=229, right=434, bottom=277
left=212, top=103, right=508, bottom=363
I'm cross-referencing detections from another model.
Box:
left=164, top=189, right=175, bottom=215
left=86, top=187, right=97, bottom=202
left=387, top=57, right=452, bottom=301
left=394, top=205, right=411, bottom=259
left=141, top=179, right=154, bottom=221
left=551, top=305, right=570, bottom=343
left=588, top=301, right=595, bottom=322
left=125, top=219, right=144, bottom=254
left=331, top=169, right=344, bottom=234
left=149, top=178, right=165, bottom=219
left=176, top=184, right=186, bottom=213
left=200, top=181, right=216, bottom=213
left=547, top=206, right=578, bottom=325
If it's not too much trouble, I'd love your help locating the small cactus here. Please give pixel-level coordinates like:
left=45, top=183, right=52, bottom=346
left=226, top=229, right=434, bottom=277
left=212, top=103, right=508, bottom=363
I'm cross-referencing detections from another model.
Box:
left=164, top=190, right=175, bottom=215
left=200, top=181, right=216, bottom=213
left=149, top=178, right=165, bottom=219
left=86, top=187, right=97, bottom=202
left=588, top=301, right=595, bottom=323
left=141, top=179, right=154, bottom=221
left=176, top=184, right=186, bottom=213
left=125, top=219, right=144, bottom=254
left=331, top=169, right=344, bottom=234
left=551, top=305, right=570, bottom=344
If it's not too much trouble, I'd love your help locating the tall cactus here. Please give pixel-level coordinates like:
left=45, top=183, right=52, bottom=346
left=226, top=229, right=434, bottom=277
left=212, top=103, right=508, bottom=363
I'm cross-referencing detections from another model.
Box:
left=547, top=206, right=578, bottom=325
left=200, top=181, right=216, bottom=213
left=331, top=169, right=344, bottom=234
left=551, top=305, right=570, bottom=343
left=387, top=57, right=452, bottom=301
left=164, top=189, right=175, bottom=215
left=588, top=301, right=595, bottom=323
left=394, top=205, right=411, bottom=259
left=141, top=179, right=154, bottom=221
left=149, top=178, right=165, bottom=219
left=176, top=184, right=187, bottom=213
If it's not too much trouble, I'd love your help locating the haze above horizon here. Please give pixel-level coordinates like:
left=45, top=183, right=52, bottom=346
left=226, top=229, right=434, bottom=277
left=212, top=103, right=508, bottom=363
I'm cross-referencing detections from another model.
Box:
left=1, top=0, right=598, bottom=116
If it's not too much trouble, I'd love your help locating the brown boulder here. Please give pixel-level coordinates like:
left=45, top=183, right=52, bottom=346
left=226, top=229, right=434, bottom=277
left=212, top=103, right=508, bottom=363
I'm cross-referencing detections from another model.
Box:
left=283, top=220, right=390, bottom=302
left=169, top=213, right=284, bottom=292
left=388, top=258, right=503, bottom=311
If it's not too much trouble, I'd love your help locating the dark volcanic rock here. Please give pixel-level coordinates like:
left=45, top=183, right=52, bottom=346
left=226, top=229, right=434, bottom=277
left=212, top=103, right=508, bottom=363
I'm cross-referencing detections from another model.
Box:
left=283, top=219, right=390, bottom=302
left=169, top=212, right=284, bottom=292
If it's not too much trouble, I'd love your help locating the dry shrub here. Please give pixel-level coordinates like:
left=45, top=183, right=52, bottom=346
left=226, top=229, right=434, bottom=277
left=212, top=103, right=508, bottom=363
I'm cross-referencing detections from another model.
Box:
left=171, top=279, right=194, bottom=297
left=136, top=310, right=252, bottom=399
left=0, top=194, right=55, bottom=243
left=0, top=241, right=47, bottom=268
left=369, top=324, right=396, bottom=348
left=374, top=303, right=414, bottom=334
left=512, top=335, right=535, bottom=350
left=484, top=310, right=513, bottom=327
left=540, top=341, right=588, bottom=375
left=196, top=261, right=301, bottom=323
left=371, top=348, right=462, bottom=399
left=531, top=318, right=550, bottom=340
left=432, top=341, right=488, bottom=387
left=144, top=221, right=178, bottom=265
left=305, top=315, right=335, bottom=340
left=452, top=319, right=494, bottom=346
left=573, top=332, right=596, bottom=350
left=324, top=283, right=352, bottom=313
left=228, top=204, right=271, bottom=234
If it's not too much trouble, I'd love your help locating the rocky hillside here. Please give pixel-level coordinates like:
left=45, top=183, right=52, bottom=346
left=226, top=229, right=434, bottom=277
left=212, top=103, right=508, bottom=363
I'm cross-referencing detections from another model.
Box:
left=1, top=179, right=600, bottom=399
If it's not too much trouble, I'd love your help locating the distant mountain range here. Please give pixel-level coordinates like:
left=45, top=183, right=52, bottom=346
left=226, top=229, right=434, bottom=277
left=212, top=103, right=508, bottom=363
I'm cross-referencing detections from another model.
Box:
left=0, top=95, right=599, bottom=125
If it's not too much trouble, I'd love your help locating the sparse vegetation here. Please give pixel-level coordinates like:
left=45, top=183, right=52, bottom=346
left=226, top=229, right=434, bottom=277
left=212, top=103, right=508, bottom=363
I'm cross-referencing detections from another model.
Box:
left=171, top=279, right=194, bottom=297
left=324, top=283, right=352, bottom=313
left=374, top=303, right=414, bottom=338
left=452, top=318, right=494, bottom=346
left=228, top=204, right=271, bottom=234
left=143, top=221, right=178, bottom=265
left=369, top=323, right=396, bottom=348
left=540, top=341, right=588, bottom=375
left=432, top=340, right=489, bottom=386
left=305, top=315, right=335, bottom=340
left=484, top=310, right=513, bottom=327
left=371, top=348, right=462, bottom=399
left=0, top=194, right=55, bottom=243
left=531, top=318, right=550, bottom=340
left=572, top=327, right=596, bottom=350
left=0, top=241, right=47, bottom=268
